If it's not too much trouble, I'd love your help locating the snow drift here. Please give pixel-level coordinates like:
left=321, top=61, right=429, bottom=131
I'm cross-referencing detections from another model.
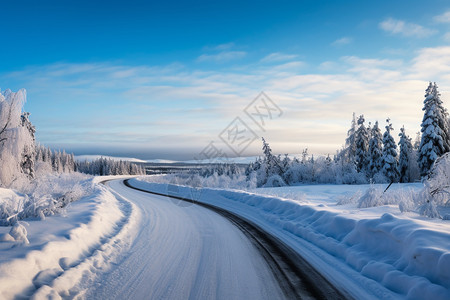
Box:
left=0, top=179, right=139, bottom=299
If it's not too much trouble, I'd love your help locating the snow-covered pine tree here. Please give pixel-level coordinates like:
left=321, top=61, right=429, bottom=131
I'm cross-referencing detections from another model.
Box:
left=301, top=148, right=308, bottom=164
left=368, top=121, right=383, bottom=179
left=261, top=137, right=282, bottom=177
left=382, top=119, right=399, bottom=182
left=355, top=115, right=369, bottom=174
left=281, top=154, right=290, bottom=175
left=344, top=112, right=358, bottom=164
left=413, top=131, right=421, bottom=151
left=398, top=126, right=413, bottom=183
left=418, top=82, right=450, bottom=177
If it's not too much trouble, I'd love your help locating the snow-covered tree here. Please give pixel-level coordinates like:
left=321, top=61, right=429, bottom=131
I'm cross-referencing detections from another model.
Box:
left=20, top=112, right=36, bottom=178
left=368, top=121, right=383, bottom=179
left=418, top=82, right=450, bottom=177
left=382, top=119, right=399, bottom=182
left=413, top=131, right=421, bottom=151
left=355, top=115, right=369, bottom=174
left=0, top=89, right=36, bottom=187
left=343, top=112, right=358, bottom=163
left=398, top=126, right=413, bottom=183
left=258, top=137, right=283, bottom=186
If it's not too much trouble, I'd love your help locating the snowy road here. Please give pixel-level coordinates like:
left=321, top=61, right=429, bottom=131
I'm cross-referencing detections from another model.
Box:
left=87, top=179, right=286, bottom=299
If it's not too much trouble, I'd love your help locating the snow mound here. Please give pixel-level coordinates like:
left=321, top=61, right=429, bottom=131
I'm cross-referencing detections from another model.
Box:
left=9, top=222, right=29, bottom=244
left=0, top=173, right=93, bottom=225
left=0, top=180, right=140, bottom=299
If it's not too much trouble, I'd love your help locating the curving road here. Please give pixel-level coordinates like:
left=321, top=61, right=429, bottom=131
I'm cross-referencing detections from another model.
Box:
left=86, top=179, right=285, bottom=299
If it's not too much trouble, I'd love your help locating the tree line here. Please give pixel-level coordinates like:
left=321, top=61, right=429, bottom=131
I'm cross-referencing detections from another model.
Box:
left=246, top=82, right=449, bottom=187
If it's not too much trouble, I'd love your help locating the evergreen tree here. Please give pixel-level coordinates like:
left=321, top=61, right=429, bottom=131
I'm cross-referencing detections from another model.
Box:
left=261, top=137, right=282, bottom=177
left=355, top=115, right=369, bottom=173
left=344, top=112, right=358, bottom=163
left=413, top=131, right=421, bottom=151
left=382, top=119, right=399, bottom=182
left=282, top=154, right=291, bottom=171
left=418, top=82, right=450, bottom=177
left=398, top=126, right=413, bottom=183
left=368, top=121, right=383, bottom=178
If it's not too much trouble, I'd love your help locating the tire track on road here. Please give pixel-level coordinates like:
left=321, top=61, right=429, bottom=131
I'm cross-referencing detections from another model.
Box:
left=123, top=179, right=350, bottom=300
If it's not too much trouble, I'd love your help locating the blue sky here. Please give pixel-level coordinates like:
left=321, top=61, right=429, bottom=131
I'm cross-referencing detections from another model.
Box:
left=1, top=0, right=450, bottom=160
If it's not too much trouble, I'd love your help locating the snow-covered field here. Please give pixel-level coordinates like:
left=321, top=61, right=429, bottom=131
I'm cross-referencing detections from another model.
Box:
left=131, top=177, right=450, bottom=299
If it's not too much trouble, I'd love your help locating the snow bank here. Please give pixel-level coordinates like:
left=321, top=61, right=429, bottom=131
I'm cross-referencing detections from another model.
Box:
left=0, top=180, right=139, bottom=299
left=0, top=173, right=93, bottom=225
left=129, top=178, right=450, bottom=299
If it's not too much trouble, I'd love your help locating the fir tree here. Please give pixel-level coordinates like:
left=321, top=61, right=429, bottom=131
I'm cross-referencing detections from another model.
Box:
left=355, top=115, right=369, bottom=173
left=418, top=82, right=450, bottom=177
left=344, top=112, right=358, bottom=163
left=368, top=121, right=383, bottom=179
left=259, top=137, right=282, bottom=183
left=398, top=126, right=413, bottom=183
left=382, top=119, right=399, bottom=182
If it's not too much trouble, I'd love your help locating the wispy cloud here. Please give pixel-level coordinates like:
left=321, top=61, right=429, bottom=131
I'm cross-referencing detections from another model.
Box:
left=203, top=42, right=235, bottom=51
left=331, top=37, right=352, bottom=46
left=197, top=51, right=247, bottom=62
left=260, top=52, right=298, bottom=63
left=379, top=18, right=436, bottom=38
left=3, top=46, right=450, bottom=158
left=444, top=32, right=450, bottom=42
left=434, top=11, right=450, bottom=23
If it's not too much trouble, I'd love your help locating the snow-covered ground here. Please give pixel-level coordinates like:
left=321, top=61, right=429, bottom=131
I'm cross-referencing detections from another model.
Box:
left=130, top=177, right=450, bottom=299
left=0, top=178, right=140, bottom=299
left=0, top=175, right=448, bottom=299
left=0, top=177, right=285, bottom=299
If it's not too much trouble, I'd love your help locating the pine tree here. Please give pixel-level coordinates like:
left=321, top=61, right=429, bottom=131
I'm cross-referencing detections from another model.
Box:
left=413, top=131, right=421, bottom=151
left=418, top=82, right=450, bottom=177
left=398, top=126, right=413, bottom=183
left=369, top=121, right=383, bottom=178
left=261, top=137, right=282, bottom=177
left=281, top=154, right=290, bottom=173
left=344, top=112, right=358, bottom=163
left=355, top=115, right=369, bottom=173
left=382, top=119, right=399, bottom=182
left=368, top=121, right=383, bottom=178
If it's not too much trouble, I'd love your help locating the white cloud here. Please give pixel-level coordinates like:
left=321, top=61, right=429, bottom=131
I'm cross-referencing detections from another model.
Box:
left=260, top=52, right=298, bottom=63
left=197, top=51, right=247, bottom=62
left=331, top=37, right=352, bottom=46
left=409, top=46, right=450, bottom=79
left=444, top=32, right=450, bottom=42
left=434, top=11, right=450, bottom=23
left=379, top=18, right=436, bottom=38
left=4, top=45, right=450, bottom=158
left=203, top=42, right=235, bottom=51
left=318, top=61, right=338, bottom=71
